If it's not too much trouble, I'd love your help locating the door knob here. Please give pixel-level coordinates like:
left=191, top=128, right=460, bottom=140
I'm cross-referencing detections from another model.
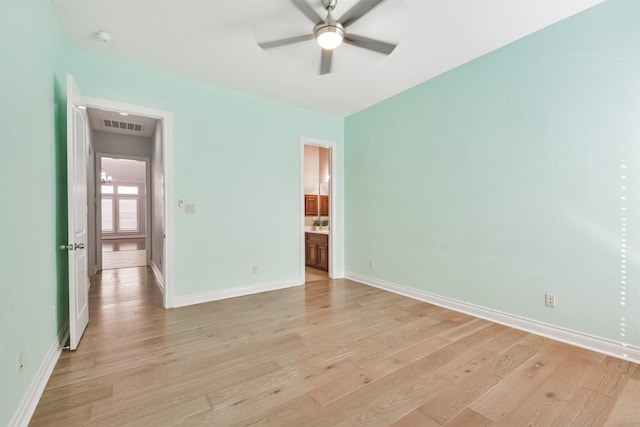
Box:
left=74, top=243, right=85, bottom=250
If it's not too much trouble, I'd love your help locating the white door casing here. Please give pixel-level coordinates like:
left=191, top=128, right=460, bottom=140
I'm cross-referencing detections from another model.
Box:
left=300, top=137, right=338, bottom=281
left=62, top=77, right=174, bottom=314
left=67, top=75, right=90, bottom=350
left=82, top=94, right=174, bottom=308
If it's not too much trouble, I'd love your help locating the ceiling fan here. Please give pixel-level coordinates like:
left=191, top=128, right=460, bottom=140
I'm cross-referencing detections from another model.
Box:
left=258, top=0, right=397, bottom=75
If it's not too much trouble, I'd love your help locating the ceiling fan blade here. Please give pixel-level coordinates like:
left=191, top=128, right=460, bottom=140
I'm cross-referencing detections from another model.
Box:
left=291, top=0, right=324, bottom=25
left=320, top=49, right=333, bottom=75
left=258, top=34, right=315, bottom=49
left=338, top=0, right=386, bottom=27
left=343, top=34, right=396, bottom=55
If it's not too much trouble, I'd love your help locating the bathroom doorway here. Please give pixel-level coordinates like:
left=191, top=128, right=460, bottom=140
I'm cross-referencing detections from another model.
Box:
left=302, top=141, right=334, bottom=283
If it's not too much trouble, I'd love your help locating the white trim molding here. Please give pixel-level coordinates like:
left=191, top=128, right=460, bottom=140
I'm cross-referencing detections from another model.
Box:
left=172, top=277, right=303, bottom=308
left=81, top=95, right=174, bottom=309
left=345, top=272, right=640, bottom=364
left=300, top=137, right=338, bottom=281
left=9, top=325, right=69, bottom=427
left=150, top=260, right=165, bottom=290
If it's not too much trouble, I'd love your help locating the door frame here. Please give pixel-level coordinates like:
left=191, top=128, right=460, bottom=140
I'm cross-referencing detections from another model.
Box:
left=81, top=94, right=175, bottom=308
left=300, top=137, right=337, bottom=280
left=96, top=154, right=151, bottom=271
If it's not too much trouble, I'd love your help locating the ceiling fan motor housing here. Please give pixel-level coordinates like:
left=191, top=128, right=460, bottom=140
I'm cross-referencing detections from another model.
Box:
left=314, top=15, right=345, bottom=40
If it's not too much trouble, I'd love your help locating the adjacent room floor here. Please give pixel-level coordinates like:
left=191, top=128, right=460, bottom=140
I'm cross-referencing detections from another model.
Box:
left=101, top=238, right=146, bottom=270
left=30, top=268, right=640, bottom=425
left=305, top=266, right=329, bottom=283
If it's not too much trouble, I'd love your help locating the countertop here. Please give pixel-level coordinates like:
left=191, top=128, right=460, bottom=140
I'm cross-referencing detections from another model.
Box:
left=305, top=227, right=329, bottom=235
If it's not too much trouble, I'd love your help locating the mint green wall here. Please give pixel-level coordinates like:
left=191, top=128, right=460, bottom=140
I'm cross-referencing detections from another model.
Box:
left=0, top=0, right=67, bottom=424
left=2, top=0, right=635, bottom=423
left=345, top=0, right=639, bottom=347
left=2, top=1, right=343, bottom=422
left=63, top=50, right=344, bottom=296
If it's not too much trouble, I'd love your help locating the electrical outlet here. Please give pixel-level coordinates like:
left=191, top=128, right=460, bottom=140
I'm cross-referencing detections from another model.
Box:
left=545, top=293, right=556, bottom=308
left=185, top=204, right=196, bottom=214
left=18, top=352, right=24, bottom=372
left=369, top=260, right=375, bottom=270
left=252, top=265, right=259, bottom=274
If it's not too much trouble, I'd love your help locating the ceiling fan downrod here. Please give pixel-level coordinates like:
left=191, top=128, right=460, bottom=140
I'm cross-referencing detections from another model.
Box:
left=321, top=0, right=338, bottom=12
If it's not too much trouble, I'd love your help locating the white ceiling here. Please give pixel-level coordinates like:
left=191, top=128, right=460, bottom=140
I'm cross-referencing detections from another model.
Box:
left=52, top=0, right=603, bottom=117
left=87, top=107, right=158, bottom=137
left=101, top=157, right=146, bottom=183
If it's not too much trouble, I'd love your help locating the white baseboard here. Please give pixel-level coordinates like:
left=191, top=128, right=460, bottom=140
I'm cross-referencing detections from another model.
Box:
left=150, top=260, right=164, bottom=290
left=172, top=277, right=304, bottom=308
left=330, top=270, right=345, bottom=280
left=345, top=272, right=640, bottom=364
left=9, top=324, right=69, bottom=427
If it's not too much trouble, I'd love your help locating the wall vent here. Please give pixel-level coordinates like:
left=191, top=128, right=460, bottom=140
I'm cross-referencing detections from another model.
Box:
left=103, top=119, right=144, bottom=133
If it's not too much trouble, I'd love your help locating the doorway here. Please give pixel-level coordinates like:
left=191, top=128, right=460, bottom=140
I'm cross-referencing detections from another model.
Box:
left=301, top=137, right=337, bottom=283
left=80, top=96, right=174, bottom=308
left=64, top=76, right=174, bottom=353
left=99, top=156, right=148, bottom=270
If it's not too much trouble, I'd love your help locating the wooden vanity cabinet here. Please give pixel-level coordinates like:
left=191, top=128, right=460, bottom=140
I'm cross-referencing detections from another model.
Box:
left=304, top=194, right=318, bottom=216
left=305, top=232, right=328, bottom=271
left=320, top=195, right=329, bottom=216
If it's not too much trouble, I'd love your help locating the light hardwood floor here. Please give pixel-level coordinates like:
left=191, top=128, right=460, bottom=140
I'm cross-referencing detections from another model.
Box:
left=305, top=266, right=329, bottom=283
left=101, top=238, right=145, bottom=252
left=31, top=268, right=640, bottom=426
left=102, top=238, right=146, bottom=270
left=101, top=249, right=146, bottom=270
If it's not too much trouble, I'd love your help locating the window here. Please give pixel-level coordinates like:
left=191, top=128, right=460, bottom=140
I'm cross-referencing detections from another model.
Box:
left=101, top=183, right=142, bottom=234
left=117, top=185, right=138, bottom=195
left=118, top=199, right=138, bottom=232
left=101, top=198, right=114, bottom=232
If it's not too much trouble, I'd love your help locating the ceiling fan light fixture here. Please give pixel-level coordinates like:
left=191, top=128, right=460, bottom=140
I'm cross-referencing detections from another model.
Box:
left=257, top=0, right=397, bottom=75
left=314, top=18, right=345, bottom=50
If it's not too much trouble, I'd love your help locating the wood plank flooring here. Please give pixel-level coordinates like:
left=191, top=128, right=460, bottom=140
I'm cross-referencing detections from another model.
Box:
left=101, top=238, right=145, bottom=252
left=102, top=238, right=146, bottom=269
left=101, top=249, right=146, bottom=270
left=30, top=268, right=640, bottom=426
left=305, top=266, right=329, bottom=283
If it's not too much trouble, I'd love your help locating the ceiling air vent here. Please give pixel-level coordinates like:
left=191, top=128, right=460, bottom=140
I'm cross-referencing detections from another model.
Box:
left=103, top=119, right=144, bottom=133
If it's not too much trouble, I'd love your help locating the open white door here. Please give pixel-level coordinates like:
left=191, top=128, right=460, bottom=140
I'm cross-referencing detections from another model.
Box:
left=66, top=75, right=89, bottom=350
